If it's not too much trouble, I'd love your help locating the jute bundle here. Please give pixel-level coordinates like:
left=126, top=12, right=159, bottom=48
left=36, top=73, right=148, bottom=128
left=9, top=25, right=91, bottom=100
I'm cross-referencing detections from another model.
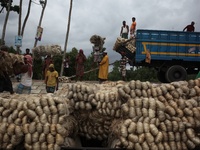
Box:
left=0, top=52, right=24, bottom=75
left=109, top=79, right=200, bottom=149
left=113, top=37, right=136, bottom=54
left=58, top=76, right=71, bottom=83
left=113, top=37, right=127, bottom=51
left=66, top=83, right=97, bottom=109
left=66, top=82, right=123, bottom=118
left=2, top=79, right=200, bottom=149
left=79, top=118, right=111, bottom=140
left=90, top=35, right=106, bottom=51
left=32, top=44, right=62, bottom=59
left=0, top=93, right=77, bottom=150
left=125, top=44, right=136, bottom=53
left=0, top=123, right=24, bottom=149
left=0, top=96, right=26, bottom=149
left=64, top=82, right=125, bottom=141
left=124, top=39, right=136, bottom=53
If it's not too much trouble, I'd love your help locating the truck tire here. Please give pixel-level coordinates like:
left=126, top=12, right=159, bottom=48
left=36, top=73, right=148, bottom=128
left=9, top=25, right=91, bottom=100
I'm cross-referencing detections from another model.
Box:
left=165, top=65, right=187, bottom=82
left=157, top=71, right=168, bottom=83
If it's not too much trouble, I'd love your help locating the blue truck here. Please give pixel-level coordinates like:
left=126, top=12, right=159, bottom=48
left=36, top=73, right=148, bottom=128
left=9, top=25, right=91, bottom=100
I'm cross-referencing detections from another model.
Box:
left=114, top=29, right=200, bottom=83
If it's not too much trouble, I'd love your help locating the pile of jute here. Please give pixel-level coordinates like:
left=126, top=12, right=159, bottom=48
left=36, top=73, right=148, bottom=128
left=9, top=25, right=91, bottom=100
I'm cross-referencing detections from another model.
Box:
left=113, top=37, right=136, bottom=53
left=65, top=79, right=200, bottom=150
left=90, top=35, right=106, bottom=51
left=0, top=93, right=77, bottom=150
left=1, top=79, right=200, bottom=149
left=32, top=45, right=62, bottom=59
left=0, top=51, right=24, bottom=75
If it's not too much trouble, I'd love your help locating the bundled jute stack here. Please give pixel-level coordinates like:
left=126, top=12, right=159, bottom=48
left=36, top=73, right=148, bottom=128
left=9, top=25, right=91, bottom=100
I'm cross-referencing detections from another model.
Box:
left=90, top=35, right=106, bottom=51
left=66, top=81, right=126, bottom=141
left=108, top=79, right=200, bottom=149
left=32, top=45, right=62, bottom=59
left=0, top=52, right=24, bottom=75
left=0, top=93, right=77, bottom=150
left=125, top=39, right=136, bottom=53
left=113, top=37, right=136, bottom=53
left=1, top=79, right=200, bottom=150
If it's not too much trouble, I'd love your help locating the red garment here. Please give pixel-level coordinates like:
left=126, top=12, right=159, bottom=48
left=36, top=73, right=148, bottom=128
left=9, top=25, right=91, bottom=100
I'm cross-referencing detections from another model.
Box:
left=76, top=50, right=86, bottom=65
left=24, top=55, right=33, bottom=77
left=130, top=22, right=136, bottom=33
left=43, top=57, right=53, bottom=78
left=76, top=50, right=86, bottom=77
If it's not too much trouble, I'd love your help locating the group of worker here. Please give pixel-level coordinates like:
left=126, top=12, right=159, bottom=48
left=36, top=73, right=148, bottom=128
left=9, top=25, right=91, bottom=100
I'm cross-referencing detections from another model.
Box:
left=119, top=17, right=137, bottom=81
left=43, top=49, right=109, bottom=85
left=119, top=17, right=196, bottom=81
left=0, top=46, right=33, bottom=94
left=62, top=49, right=109, bottom=84
left=0, top=46, right=61, bottom=95
left=120, top=18, right=195, bottom=40
left=0, top=19, right=196, bottom=95
left=48, top=19, right=196, bottom=86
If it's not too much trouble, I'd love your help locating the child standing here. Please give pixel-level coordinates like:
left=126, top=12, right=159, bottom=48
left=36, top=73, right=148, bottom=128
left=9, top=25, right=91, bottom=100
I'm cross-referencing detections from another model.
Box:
left=45, top=64, right=59, bottom=93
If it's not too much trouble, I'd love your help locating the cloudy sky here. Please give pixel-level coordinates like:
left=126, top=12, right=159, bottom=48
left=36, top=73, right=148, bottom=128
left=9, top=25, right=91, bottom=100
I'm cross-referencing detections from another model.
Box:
left=0, top=0, right=200, bottom=63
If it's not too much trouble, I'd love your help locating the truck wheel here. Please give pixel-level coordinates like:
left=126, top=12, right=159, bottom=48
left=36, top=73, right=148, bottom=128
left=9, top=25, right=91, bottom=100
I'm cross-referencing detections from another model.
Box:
left=165, top=65, right=187, bottom=82
left=157, top=71, right=168, bottom=83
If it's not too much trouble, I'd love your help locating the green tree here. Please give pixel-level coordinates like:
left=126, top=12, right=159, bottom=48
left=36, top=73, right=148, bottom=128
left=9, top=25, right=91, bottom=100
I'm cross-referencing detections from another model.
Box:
left=52, top=55, right=62, bottom=75
left=108, top=61, right=121, bottom=81
left=33, top=58, right=43, bottom=79
left=84, top=54, right=98, bottom=81
left=66, top=47, right=78, bottom=77
left=126, top=67, right=158, bottom=82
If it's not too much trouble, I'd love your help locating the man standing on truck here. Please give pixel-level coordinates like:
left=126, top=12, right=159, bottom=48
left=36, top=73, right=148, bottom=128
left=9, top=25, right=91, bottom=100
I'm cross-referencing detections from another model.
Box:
left=120, top=21, right=129, bottom=39
left=130, top=17, right=136, bottom=38
left=183, top=21, right=195, bottom=32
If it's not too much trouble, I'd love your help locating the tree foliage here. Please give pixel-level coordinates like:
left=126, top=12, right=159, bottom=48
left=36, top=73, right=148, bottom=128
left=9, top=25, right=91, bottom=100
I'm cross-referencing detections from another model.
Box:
left=126, top=67, right=158, bottom=82
left=108, top=61, right=159, bottom=82
left=108, top=61, right=121, bottom=81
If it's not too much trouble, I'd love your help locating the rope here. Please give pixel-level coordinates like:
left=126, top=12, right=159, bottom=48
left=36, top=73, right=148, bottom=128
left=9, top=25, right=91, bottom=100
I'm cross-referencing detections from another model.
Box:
left=68, top=62, right=115, bottom=79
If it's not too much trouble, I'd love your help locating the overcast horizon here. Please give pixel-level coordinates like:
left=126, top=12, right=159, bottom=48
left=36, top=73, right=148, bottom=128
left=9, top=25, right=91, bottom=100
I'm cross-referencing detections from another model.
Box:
left=0, top=0, right=200, bottom=63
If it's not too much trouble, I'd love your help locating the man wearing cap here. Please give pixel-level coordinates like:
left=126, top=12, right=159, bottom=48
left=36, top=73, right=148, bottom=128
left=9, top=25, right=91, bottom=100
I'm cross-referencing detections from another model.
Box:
left=98, top=50, right=109, bottom=83
left=45, top=64, right=59, bottom=93
left=16, top=54, right=33, bottom=94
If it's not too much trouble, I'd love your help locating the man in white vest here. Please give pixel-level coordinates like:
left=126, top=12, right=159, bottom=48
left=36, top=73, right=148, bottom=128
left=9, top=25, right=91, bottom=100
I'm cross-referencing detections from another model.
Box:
left=120, top=21, right=129, bottom=39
